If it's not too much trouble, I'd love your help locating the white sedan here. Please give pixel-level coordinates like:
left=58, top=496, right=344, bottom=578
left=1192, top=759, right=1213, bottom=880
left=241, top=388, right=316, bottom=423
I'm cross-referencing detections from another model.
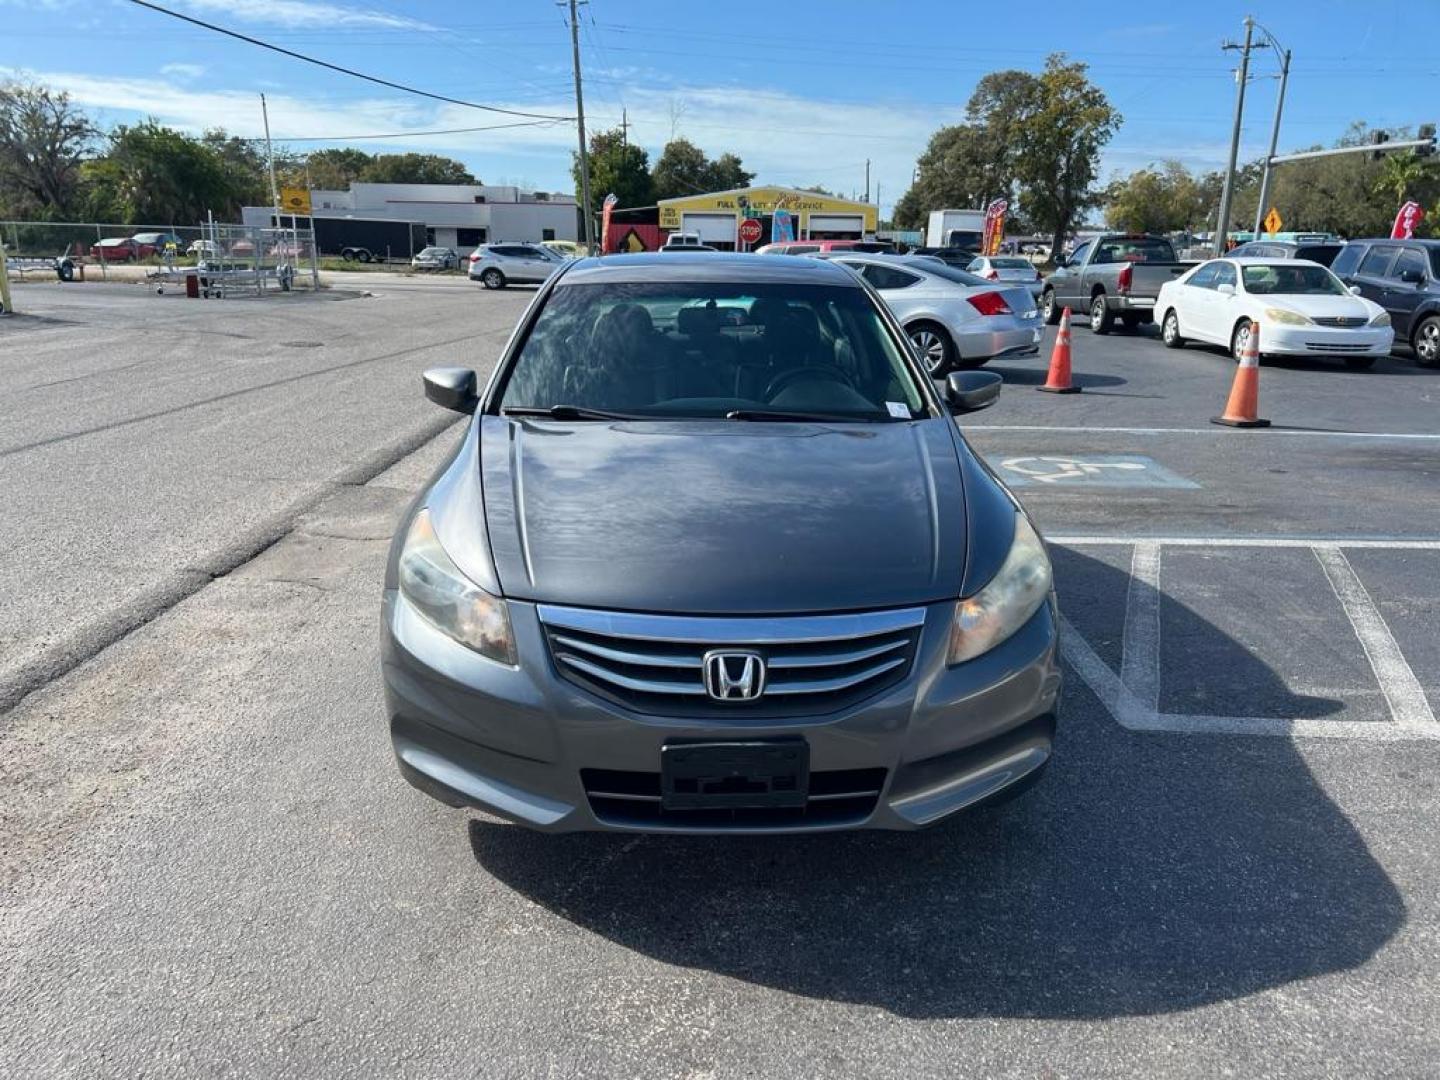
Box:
left=1156, top=257, right=1393, bottom=369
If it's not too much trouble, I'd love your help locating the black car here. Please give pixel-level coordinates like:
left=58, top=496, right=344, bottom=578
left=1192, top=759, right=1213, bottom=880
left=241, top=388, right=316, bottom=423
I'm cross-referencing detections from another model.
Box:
left=911, top=246, right=978, bottom=267
left=1227, top=240, right=1344, bottom=267
left=1331, top=239, right=1440, bottom=366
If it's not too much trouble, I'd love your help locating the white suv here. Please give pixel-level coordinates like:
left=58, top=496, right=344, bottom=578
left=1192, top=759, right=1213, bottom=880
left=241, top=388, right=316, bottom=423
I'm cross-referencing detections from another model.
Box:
left=467, top=243, right=566, bottom=289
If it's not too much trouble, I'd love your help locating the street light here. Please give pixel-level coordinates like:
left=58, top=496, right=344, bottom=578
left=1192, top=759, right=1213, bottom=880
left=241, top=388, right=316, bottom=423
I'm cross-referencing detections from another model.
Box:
left=1213, top=18, right=1260, bottom=256
left=1248, top=21, right=1291, bottom=239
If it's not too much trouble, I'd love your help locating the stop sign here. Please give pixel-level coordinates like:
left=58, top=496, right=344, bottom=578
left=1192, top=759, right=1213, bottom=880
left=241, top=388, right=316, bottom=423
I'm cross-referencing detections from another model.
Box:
left=738, top=218, right=763, bottom=245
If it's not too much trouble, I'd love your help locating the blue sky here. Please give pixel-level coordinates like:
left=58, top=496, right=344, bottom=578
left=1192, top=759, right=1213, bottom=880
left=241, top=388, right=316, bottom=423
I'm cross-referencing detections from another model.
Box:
left=2, top=0, right=1432, bottom=216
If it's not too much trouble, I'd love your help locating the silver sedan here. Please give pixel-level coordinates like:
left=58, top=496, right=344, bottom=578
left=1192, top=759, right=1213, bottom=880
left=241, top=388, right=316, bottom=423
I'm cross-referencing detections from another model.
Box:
left=826, top=254, right=1043, bottom=375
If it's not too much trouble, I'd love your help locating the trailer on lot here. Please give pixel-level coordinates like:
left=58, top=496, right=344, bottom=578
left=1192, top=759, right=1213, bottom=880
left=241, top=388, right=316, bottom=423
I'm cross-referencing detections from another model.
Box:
left=308, top=217, right=427, bottom=263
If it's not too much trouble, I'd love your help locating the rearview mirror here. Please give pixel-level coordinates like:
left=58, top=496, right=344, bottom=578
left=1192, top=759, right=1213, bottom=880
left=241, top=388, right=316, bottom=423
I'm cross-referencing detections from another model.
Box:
left=1052, top=254, right=1067, bottom=268
left=944, top=370, right=1002, bottom=413
left=423, top=367, right=478, bottom=413
left=1348, top=285, right=1363, bottom=296
left=1217, top=283, right=1236, bottom=297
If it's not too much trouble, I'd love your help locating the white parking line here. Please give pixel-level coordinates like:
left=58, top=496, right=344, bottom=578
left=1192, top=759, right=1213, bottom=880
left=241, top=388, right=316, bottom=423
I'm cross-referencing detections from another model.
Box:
left=1057, top=536, right=1440, bottom=741
left=970, top=424, right=1440, bottom=441
left=1119, top=542, right=1161, bottom=725
left=1052, top=535, right=1440, bottom=550
left=1060, top=617, right=1440, bottom=741
left=1313, top=547, right=1438, bottom=730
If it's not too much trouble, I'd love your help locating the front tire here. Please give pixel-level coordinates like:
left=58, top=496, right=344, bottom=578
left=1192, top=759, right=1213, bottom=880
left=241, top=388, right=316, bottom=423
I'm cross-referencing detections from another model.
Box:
left=1042, top=289, right=1061, bottom=325
left=1161, top=309, right=1185, bottom=348
left=1231, top=319, right=1255, bottom=361
left=907, top=321, right=957, bottom=376
left=1090, top=293, right=1114, bottom=334
left=1413, top=315, right=1440, bottom=367
left=481, top=268, right=506, bottom=290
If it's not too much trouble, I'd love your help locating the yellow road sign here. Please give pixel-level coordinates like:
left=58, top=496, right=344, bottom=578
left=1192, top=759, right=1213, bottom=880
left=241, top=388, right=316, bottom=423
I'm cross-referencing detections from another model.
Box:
left=280, top=187, right=312, bottom=215
left=1263, top=207, right=1283, bottom=235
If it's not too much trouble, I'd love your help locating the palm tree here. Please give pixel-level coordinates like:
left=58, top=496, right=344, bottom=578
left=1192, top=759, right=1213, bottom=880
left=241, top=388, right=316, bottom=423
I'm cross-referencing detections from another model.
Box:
left=1374, top=150, right=1427, bottom=206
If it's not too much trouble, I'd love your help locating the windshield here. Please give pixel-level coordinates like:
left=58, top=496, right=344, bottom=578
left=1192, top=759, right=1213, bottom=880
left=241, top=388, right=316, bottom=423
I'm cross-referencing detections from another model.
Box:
left=1094, top=237, right=1176, bottom=263
left=497, top=282, right=928, bottom=421
left=1242, top=264, right=1348, bottom=296
left=911, top=262, right=991, bottom=288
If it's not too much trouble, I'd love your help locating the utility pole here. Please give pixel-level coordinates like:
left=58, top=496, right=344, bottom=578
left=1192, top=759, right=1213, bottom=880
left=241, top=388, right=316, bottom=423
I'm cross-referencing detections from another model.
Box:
left=1252, top=43, right=1291, bottom=237
left=864, top=159, right=871, bottom=202
left=260, top=93, right=280, bottom=226
left=1214, top=17, right=1256, bottom=257
left=620, top=107, right=630, bottom=149
left=566, top=0, right=594, bottom=253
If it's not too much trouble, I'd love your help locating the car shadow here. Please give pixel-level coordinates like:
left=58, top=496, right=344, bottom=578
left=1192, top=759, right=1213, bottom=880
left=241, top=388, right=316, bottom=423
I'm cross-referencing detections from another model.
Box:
left=1177, top=343, right=1433, bottom=376
left=984, top=363, right=1129, bottom=390
left=467, top=547, right=1403, bottom=1020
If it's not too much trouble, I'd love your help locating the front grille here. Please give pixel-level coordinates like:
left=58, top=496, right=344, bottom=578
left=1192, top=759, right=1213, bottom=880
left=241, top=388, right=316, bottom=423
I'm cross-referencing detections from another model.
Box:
left=538, top=604, right=926, bottom=719
left=1303, top=341, right=1376, bottom=352
left=581, top=767, right=887, bottom=828
left=1311, top=316, right=1368, bottom=328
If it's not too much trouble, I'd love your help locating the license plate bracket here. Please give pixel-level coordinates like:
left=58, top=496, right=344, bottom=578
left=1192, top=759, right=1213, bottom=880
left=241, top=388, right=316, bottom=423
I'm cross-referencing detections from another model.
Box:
left=661, top=739, right=809, bottom=810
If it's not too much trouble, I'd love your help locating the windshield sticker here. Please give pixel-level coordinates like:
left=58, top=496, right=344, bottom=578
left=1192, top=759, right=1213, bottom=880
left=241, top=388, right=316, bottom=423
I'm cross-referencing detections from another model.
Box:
left=885, top=401, right=911, bottom=419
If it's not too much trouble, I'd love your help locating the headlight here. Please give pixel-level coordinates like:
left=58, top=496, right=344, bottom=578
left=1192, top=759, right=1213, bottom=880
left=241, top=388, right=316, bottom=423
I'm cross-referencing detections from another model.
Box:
left=1263, top=307, right=1312, bottom=326
left=398, top=509, right=516, bottom=664
left=1370, top=311, right=1391, bottom=327
left=948, top=512, right=1053, bottom=664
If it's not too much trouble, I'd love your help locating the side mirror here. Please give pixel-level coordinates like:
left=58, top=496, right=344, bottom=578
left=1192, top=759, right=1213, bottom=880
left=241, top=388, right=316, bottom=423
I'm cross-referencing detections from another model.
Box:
left=1052, top=255, right=1067, bottom=268
left=423, top=367, right=478, bottom=413
left=1217, top=283, right=1236, bottom=297
left=1348, top=285, right=1363, bottom=296
left=944, top=370, right=1002, bottom=413
left=1400, top=268, right=1425, bottom=285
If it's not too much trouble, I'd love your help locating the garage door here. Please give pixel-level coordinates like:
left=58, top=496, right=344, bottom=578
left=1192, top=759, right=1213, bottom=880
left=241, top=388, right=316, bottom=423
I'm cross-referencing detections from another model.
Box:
left=681, top=213, right=737, bottom=244
left=808, top=214, right=864, bottom=237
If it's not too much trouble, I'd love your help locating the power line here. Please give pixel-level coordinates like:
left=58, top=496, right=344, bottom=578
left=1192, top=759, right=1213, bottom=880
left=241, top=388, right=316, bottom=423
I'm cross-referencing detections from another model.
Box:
left=125, top=0, right=574, bottom=121
left=270, top=120, right=568, bottom=142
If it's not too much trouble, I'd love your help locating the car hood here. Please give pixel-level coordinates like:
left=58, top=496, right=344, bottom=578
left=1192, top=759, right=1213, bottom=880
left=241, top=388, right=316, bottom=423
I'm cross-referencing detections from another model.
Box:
left=478, top=415, right=967, bottom=614
left=1254, top=294, right=1381, bottom=320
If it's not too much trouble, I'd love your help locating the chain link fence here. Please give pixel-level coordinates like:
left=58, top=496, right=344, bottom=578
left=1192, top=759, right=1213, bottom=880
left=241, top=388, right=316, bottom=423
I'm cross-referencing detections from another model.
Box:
left=1, top=220, right=319, bottom=294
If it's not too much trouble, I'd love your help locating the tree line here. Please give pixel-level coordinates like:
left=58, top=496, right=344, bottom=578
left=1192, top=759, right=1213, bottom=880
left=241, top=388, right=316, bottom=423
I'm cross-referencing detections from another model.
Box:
left=1102, top=125, right=1440, bottom=239
left=890, top=51, right=1439, bottom=244
left=0, top=81, right=479, bottom=225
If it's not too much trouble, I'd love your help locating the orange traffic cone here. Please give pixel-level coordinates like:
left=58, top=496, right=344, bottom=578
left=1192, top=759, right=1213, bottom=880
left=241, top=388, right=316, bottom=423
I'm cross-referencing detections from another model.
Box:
left=1211, top=320, right=1271, bottom=428
left=1037, top=307, right=1081, bottom=393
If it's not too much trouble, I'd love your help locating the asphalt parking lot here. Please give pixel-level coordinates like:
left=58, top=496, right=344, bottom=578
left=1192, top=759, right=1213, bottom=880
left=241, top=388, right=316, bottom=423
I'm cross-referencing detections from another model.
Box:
left=3, top=279, right=1439, bottom=1077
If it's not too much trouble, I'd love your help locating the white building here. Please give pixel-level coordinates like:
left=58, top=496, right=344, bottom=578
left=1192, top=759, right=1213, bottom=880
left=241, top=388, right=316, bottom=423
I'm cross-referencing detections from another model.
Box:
left=243, top=183, right=578, bottom=253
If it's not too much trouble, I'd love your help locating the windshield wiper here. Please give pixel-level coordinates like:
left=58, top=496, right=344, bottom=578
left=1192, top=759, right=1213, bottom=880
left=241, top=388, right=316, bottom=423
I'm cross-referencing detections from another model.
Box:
left=724, top=408, right=899, bottom=423
left=501, top=404, right=647, bottom=421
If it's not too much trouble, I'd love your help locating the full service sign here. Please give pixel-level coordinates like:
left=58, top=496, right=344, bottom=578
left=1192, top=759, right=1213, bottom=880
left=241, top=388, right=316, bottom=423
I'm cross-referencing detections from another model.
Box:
left=658, top=186, right=877, bottom=231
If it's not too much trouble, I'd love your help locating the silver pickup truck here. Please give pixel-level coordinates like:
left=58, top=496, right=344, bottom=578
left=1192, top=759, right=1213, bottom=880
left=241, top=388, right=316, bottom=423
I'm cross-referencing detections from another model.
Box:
left=1042, top=234, right=1193, bottom=333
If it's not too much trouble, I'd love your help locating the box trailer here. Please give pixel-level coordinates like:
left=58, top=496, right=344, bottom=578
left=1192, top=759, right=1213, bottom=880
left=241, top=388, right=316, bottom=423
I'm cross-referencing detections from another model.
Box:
left=926, top=210, right=987, bottom=250
left=304, top=216, right=427, bottom=262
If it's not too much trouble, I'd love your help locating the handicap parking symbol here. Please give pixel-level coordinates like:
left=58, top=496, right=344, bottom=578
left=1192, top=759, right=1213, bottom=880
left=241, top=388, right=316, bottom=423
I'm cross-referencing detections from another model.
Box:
left=998, top=455, right=1199, bottom=489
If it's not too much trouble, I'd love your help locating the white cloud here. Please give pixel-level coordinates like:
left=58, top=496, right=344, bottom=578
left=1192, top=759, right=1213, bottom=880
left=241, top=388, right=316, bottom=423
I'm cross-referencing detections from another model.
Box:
left=160, top=63, right=207, bottom=81
left=170, top=0, right=435, bottom=30
left=28, top=67, right=1242, bottom=214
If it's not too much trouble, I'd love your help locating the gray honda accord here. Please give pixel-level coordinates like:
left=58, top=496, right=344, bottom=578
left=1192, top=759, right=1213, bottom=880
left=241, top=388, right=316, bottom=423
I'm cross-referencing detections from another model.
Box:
left=382, top=253, right=1060, bottom=833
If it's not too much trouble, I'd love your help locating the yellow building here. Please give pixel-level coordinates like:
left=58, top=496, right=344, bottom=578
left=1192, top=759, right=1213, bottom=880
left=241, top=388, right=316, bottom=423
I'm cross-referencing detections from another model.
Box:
left=657, top=185, right=879, bottom=249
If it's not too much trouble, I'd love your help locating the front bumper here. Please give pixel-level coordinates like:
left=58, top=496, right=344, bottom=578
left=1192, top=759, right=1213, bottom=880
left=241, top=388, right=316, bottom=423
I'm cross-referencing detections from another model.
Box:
left=383, top=592, right=1061, bottom=833
left=1257, top=323, right=1394, bottom=356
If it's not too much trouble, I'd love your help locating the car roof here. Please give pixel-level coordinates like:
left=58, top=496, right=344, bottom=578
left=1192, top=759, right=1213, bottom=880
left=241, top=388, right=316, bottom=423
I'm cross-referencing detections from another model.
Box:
left=1345, top=237, right=1440, bottom=247
left=1211, top=257, right=1329, bottom=266
left=558, top=252, right=860, bottom=285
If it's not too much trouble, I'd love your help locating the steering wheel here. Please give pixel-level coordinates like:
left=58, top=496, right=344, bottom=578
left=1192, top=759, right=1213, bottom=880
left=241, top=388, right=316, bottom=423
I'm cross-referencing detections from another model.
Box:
left=764, top=366, right=857, bottom=401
